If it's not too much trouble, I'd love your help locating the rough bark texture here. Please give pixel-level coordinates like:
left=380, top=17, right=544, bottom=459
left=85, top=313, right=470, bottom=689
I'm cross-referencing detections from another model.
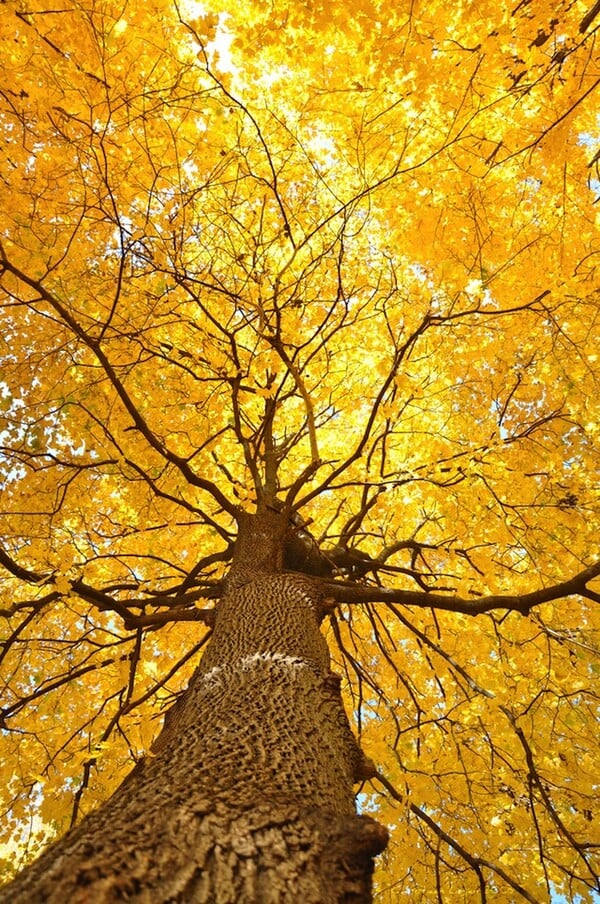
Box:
left=0, top=510, right=387, bottom=903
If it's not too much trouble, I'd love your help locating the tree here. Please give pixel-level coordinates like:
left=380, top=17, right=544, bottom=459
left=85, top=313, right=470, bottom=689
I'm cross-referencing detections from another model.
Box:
left=1, top=0, right=599, bottom=900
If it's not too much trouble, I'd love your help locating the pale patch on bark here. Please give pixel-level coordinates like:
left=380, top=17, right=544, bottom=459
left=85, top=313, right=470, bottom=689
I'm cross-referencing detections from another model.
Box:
left=201, top=652, right=320, bottom=687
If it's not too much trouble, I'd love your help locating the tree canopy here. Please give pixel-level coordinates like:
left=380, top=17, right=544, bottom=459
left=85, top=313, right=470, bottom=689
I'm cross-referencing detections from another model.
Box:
left=1, top=0, right=599, bottom=900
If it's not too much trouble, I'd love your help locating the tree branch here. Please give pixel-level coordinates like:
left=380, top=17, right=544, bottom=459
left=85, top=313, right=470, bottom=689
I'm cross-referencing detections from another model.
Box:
left=374, top=771, right=543, bottom=903
left=0, top=245, right=239, bottom=519
left=320, top=561, right=600, bottom=615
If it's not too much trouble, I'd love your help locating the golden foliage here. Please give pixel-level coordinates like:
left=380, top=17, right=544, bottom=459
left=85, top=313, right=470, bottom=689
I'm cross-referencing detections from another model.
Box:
left=1, top=0, right=600, bottom=898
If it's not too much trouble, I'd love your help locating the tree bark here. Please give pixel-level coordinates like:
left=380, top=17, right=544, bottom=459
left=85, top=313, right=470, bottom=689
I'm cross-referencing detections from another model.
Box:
left=1, top=510, right=387, bottom=903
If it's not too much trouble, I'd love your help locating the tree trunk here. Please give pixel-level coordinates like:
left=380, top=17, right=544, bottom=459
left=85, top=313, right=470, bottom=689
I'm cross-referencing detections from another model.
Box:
left=1, top=510, right=387, bottom=903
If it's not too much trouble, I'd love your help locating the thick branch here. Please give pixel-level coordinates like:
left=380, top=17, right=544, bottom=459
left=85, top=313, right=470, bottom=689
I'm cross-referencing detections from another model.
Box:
left=0, top=542, right=222, bottom=628
left=319, top=561, right=600, bottom=615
